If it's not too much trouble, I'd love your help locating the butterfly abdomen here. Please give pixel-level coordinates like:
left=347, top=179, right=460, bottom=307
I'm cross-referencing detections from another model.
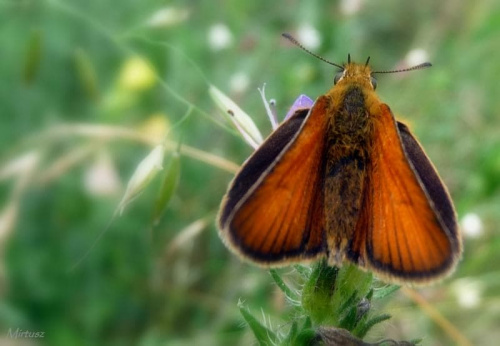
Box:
left=323, top=86, right=374, bottom=264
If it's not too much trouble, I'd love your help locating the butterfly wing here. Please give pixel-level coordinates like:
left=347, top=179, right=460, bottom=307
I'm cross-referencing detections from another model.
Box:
left=219, top=107, right=310, bottom=227
left=348, top=104, right=461, bottom=283
left=218, top=96, right=330, bottom=265
left=396, top=121, right=459, bottom=244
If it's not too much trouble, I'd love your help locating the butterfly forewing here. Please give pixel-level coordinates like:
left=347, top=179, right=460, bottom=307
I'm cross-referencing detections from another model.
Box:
left=220, top=96, right=331, bottom=264
left=219, top=108, right=309, bottom=228
left=397, top=121, right=460, bottom=246
left=354, top=104, right=459, bottom=282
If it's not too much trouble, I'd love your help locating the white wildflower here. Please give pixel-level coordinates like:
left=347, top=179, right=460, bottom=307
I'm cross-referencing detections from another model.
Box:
left=297, top=23, right=321, bottom=50
left=208, top=24, right=233, bottom=51
left=147, top=7, right=189, bottom=27
left=84, top=151, right=121, bottom=197
left=453, top=279, right=483, bottom=309
left=229, top=71, right=250, bottom=94
left=405, top=48, right=430, bottom=67
left=340, top=0, right=363, bottom=15
left=460, top=213, right=483, bottom=238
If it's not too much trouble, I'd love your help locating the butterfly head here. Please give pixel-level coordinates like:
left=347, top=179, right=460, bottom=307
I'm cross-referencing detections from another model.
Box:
left=333, top=55, right=377, bottom=90
left=281, top=32, right=432, bottom=94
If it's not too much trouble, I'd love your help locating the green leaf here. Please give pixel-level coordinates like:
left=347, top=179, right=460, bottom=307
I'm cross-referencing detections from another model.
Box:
left=366, top=289, right=374, bottom=301
left=74, top=48, right=100, bottom=101
left=354, top=313, right=392, bottom=338
left=294, top=329, right=317, bottom=346
left=283, top=321, right=298, bottom=344
left=334, top=265, right=373, bottom=303
left=302, top=261, right=339, bottom=325
left=152, top=152, right=180, bottom=225
left=338, top=305, right=358, bottom=331
left=338, top=290, right=358, bottom=314
left=23, top=30, right=42, bottom=85
left=373, top=285, right=400, bottom=300
left=302, top=316, right=312, bottom=330
left=269, top=269, right=299, bottom=303
left=293, top=264, right=311, bottom=278
left=238, top=303, right=277, bottom=345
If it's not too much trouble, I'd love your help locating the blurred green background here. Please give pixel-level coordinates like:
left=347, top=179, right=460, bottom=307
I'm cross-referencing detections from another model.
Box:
left=0, top=0, right=499, bottom=345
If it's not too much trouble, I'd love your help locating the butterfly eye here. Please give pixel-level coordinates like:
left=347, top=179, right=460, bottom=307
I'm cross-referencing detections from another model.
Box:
left=334, top=71, right=344, bottom=84
left=370, top=76, right=378, bottom=90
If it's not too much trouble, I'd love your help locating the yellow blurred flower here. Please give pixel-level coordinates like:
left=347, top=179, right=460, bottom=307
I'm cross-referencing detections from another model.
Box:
left=118, top=57, right=156, bottom=92
left=140, top=114, right=170, bottom=142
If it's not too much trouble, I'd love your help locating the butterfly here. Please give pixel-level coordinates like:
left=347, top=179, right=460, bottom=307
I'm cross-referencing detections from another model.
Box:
left=218, top=34, right=462, bottom=284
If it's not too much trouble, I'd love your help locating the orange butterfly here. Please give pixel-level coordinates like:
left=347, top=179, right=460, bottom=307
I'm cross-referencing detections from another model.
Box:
left=218, top=34, right=462, bottom=284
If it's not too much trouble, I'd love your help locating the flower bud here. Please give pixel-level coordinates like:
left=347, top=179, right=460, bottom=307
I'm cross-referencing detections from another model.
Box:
left=209, top=85, right=263, bottom=147
left=118, top=145, right=164, bottom=215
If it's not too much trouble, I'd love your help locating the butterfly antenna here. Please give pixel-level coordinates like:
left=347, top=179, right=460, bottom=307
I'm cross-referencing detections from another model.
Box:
left=372, top=62, right=432, bottom=74
left=282, top=33, right=344, bottom=70
left=365, top=56, right=371, bottom=66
